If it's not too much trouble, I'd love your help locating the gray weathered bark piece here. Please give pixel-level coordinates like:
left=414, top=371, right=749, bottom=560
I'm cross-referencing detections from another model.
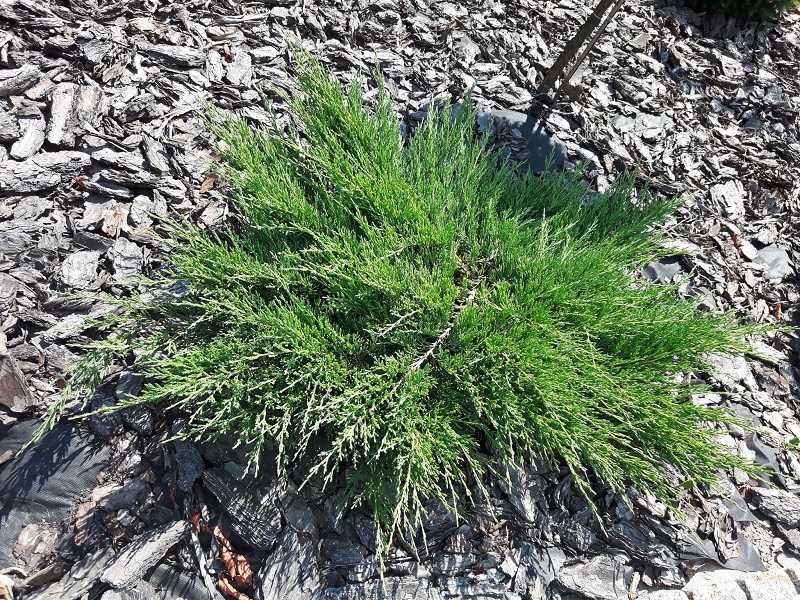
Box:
left=0, top=108, right=18, bottom=141
left=136, top=40, right=206, bottom=67
left=0, top=64, right=41, bottom=96
left=202, top=462, right=282, bottom=549
left=24, top=547, right=116, bottom=600
left=47, top=82, right=78, bottom=146
left=0, top=353, right=36, bottom=412
left=256, top=528, right=322, bottom=600
left=323, top=576, right=444, bottom=600
left=10, top=116, right=46, bottom=159
left=100, top=521, right=190, bottom=588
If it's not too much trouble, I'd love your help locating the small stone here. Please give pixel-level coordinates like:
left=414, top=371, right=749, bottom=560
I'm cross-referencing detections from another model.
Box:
left=324, top=489, right=348, bottom=535
left=0, top=64, right=42, bottom=96
left=92, top=478, right=148, bottom=511
left=0, top=108, right=19, bottom=141
left=101, top=521, right=189, bottom=588
left=351, top=513, right=377, bottom=552
left=116, top=373, right=145, bottom=400
left=14, top=523, right=60, bottom=572
left=202, top=462, right=282, bottom=548
left=642, top=257, right=683, bottom=284
left=755, top=244, right=792, bottom=280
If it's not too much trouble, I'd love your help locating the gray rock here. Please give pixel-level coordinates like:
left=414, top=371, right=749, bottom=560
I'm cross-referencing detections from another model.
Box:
left=642, top=257, right=683, bottom=284
left=90, top=392, right=125, bottom=438
left=512, top=564, right=546, bottom=599
left=129, top=195, right=155, bottom=228
left=256, top=528, right=322, bottom=600
left=174, top=440, right=204, bottom=493
left=225, top=49, right=253, bottom=87
left=116, top=372, right=145, bottom=399
left=554, top=514, right=599, bottom=553
left=610, top=112, right=673, bottom=140
left=14, top=522, right=60, bottom=572
left=750, top=487, right=800, bottom=527
left=85, top=177, right=134, bottom=199
left=755, top=244, right=792, bottom=280
left=137, top=41, right=206, bottom=67
left=682, top=569, right=748, bottom=600
left=322, top=536, right=366, bottom=567
left=74, top=230, right=115, bottom=252
left=31, top=150, right=91, bottom=173
left=557, top=555, right=632, bottom=600
left=774, top=521, right=800, bottom=549
left=323, top=576, right=443, bottom=600
left=92, top=148, right=148, bottom=172
left=120, top=406, right=152, bottom=437
left=489, top=108, right=567, bottom=173
left=418, top=499, right=458, bottom=550
left=608, top=521, right=676, bottom=567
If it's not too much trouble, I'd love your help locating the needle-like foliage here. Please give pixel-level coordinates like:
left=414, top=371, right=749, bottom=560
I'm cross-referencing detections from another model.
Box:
left=40, top=55, right=761, bottom=557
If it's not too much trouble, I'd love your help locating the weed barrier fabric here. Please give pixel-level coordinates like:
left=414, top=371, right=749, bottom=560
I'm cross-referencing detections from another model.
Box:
left=0, top=421, right=109, bottom=569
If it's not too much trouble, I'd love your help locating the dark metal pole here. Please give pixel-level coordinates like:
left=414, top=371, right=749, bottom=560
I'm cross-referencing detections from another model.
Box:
left=538, top=0, right=618, bottom=93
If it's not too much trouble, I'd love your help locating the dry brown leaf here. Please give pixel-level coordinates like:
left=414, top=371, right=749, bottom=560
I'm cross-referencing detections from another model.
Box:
left=199, top=173, right=220, bottom=194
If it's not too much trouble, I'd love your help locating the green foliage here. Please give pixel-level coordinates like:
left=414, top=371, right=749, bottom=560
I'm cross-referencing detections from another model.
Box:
left=40, top=55, right=763, bottom=556
left=687, top=0, right=800, bottom=21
